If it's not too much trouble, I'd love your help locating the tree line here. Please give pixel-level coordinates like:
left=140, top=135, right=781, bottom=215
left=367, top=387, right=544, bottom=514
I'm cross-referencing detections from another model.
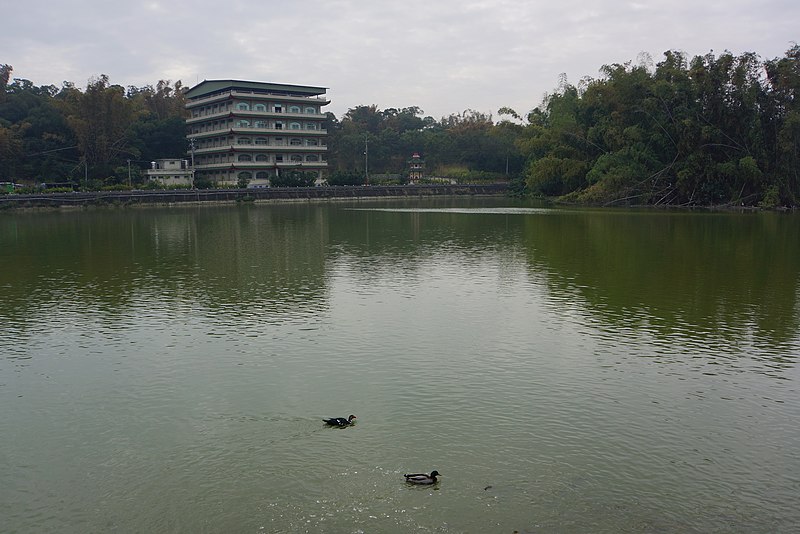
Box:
left=2, top=45, right=798, bottom=206
left=0, top=68, right=187, bottom=188
left=518, top=47, right=800, bottom=207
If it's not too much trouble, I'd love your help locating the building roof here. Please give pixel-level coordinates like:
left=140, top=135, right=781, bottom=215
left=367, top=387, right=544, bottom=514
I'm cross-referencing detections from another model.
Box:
left=185, top=79, right=328, bottom=100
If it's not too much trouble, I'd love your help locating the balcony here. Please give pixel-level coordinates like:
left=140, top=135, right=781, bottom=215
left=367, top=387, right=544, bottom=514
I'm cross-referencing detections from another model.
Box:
left=193, top=161, right=327, bottom=170
left=229, top=126, right=327, bottom=136
left=186, top=90, right=330, bottom=108
left=192, top=144, right=328, bottom=155
left=276, top=161, right=328, bottom=168
left=186, top=110, right=233, bottom=124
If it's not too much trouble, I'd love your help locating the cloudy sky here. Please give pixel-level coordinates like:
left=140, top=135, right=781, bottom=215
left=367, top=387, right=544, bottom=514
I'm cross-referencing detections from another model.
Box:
left=2, top=0, right=797, bottom=120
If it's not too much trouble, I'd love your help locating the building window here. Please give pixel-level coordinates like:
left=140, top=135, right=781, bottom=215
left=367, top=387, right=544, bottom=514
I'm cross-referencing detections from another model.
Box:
left=290, top=138, right=302, bottom=146
left=238, top=171, right=252, bottom=180
left=305, top=106, right=317, bottom=114
left=275, top=155, right=283, bottom=162
left=306, top=155, right=319, bottom=162
left=254, top=120, right=267, bottom=129
left=289, top=122, right=301, bottom=130
left=254, top=103, right=267, bottom=112
left=255, top=137, right=268, bottom=145
left=238, top=154, right=252, bottom=162
left=288, top=105, right=301, bottom=114
left=236, top=102, right=250, bottom=111
left=290, top=154, right=303, bottom=162
left=275, top=122, right=283, bottom=130
left=236, top=120, right=250, bottom=128
left=237, top=138, right=252, bottom=145
left=255, top=154, right=268, bottom=162
left=305, top=123, right=318, bottom=130
left=306, top=138, right=319, bottom=146
left=274, top=105, right=282, bottom=113
left=256, top=171, right=269, bottom=180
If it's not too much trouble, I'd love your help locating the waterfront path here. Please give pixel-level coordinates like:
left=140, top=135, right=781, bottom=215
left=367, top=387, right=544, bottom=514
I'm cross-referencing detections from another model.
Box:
left=1, top=183, right=509, bottom=209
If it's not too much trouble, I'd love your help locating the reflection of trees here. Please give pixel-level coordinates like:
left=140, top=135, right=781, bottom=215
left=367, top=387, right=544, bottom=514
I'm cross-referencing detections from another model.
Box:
left=2, top=203, right=797, bottom=368
left=0, top=205, right=330, bottom=330
left=520, top=210, right=800, bottom=362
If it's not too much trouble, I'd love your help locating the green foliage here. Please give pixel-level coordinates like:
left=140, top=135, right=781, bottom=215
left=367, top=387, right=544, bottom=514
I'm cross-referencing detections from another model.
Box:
left=326, top=171, right=365, bottom=186
left=237, top=172, right=251, bottom=189
left=192, top=176, right=215, bottom=190
left=328, top=104, right=523, bottom=179
left=759, top=185, right=781, bottom=208
left=40, top=186, right=73, bottom=193
left=514, top=47, right=800, bottom=206
left=0, top=68, right=186, bottom=188
left=271, top=170, right=317, bottom=187
left=100, top=183, right=133, bottom=191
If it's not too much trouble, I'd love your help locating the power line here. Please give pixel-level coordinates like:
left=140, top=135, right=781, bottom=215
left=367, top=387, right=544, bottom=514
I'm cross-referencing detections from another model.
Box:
left=23, top=145, right=79, bottom=157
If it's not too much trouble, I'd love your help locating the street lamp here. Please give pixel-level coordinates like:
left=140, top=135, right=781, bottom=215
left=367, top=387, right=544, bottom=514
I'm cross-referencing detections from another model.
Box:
left=364, top=134, right=369, bottom=185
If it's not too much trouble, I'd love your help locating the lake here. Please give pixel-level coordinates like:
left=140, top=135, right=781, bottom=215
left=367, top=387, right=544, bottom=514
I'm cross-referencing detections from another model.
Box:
left=1, top=198, right=798, bottom=533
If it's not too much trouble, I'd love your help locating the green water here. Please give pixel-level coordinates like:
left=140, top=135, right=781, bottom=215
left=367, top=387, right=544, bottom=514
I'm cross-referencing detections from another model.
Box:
left=1, top=199, right=798, bottom=533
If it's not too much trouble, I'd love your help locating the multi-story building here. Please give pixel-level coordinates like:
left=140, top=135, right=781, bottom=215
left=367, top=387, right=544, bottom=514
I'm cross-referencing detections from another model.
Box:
left=185, top=80, right=329, bottom=187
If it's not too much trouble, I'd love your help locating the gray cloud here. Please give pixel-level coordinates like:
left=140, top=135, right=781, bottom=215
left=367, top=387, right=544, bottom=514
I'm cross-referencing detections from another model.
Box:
left=1, top=0, right=796, bottom=119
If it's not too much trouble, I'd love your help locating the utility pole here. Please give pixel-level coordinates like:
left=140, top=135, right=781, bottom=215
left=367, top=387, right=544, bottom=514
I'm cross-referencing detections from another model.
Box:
left=190, top=138, right=196, bottom=187
left=364, top=134, right=369, bottom=185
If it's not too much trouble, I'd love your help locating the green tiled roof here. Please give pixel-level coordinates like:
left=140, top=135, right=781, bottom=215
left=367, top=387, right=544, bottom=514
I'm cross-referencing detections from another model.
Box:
left=186, top=79, right=327, bottom=99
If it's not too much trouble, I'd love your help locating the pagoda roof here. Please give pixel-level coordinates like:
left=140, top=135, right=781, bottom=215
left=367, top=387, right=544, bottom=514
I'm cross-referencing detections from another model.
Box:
left=186, top=79, right=328, bottom=100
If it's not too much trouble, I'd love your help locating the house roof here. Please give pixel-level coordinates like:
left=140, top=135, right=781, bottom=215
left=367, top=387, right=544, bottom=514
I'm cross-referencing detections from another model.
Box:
left=185, top=79, right=328, bottom=100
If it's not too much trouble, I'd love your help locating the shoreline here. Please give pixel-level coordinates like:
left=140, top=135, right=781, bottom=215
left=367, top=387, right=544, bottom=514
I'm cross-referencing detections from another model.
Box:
left=0, top=183, right=509, bottom=210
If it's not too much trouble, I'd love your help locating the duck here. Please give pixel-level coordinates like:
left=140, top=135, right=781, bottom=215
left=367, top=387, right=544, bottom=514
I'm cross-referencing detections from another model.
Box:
left=404, top=470, right=441, bottom=485
left=323, top=415, right=356, bottom=427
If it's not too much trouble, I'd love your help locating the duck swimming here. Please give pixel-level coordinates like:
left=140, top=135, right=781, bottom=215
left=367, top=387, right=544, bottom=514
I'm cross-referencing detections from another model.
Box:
left=404, top=470, right=441, bottom=485
left=323, top=415, right=356, bottom=427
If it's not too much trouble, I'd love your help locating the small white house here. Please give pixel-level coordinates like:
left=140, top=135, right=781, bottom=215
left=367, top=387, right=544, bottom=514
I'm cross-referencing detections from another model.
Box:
left=146, top=159, right=194, bottom=187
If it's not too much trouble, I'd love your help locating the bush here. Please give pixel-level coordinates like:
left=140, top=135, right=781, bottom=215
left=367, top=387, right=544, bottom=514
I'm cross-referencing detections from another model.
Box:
left=271, top=170, right=317, bottom=187
left=326, top=171, right=364, bottom=186
left=100, top=184, right=133, bottom=191
left=759, top=185, right=781, bottom=209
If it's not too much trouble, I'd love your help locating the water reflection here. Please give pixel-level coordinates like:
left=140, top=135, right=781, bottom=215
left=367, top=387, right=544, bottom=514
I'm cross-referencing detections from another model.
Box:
left=517, top=209, right=800, bottom=368
left=1, top=203, right=798, bottom=373
left=0, top=206, right=330, bottom=330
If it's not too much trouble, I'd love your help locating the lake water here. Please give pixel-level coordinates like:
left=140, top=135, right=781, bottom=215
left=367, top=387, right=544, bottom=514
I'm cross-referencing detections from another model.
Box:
left=1, top=198, right=799, bottom=533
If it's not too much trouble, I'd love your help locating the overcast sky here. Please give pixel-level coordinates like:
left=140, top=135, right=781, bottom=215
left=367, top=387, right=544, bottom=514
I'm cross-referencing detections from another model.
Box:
left=2, top=0, right=797, bottom=120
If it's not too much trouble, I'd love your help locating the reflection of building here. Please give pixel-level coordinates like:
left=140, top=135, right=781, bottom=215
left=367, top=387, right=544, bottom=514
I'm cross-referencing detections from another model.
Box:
left=185, top=80, right=330, bottom=187
left=146, top=159, right=194, bottom=186
left=408, top=152, right=425, bottom=183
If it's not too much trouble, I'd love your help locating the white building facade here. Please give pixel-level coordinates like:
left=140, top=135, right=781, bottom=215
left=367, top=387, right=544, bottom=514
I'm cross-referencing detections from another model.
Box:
left=185, top=80, right=329, bottom=187
left=145, top=159, right=194, bottom=187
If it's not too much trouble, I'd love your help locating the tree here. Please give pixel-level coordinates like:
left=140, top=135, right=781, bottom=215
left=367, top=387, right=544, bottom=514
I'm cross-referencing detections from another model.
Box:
left=59, top=75, right=142, bottom=181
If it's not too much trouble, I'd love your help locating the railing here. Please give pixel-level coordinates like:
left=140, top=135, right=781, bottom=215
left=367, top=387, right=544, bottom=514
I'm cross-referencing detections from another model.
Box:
left=0, top=184, right=510, bottom=208
left=187, top=90, right=330, bottom=107
left=193, top=144, right=328, bottom=154
left=187, top=109, right=327, bottom=123
left=193, top=160, right=328, bottom=169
